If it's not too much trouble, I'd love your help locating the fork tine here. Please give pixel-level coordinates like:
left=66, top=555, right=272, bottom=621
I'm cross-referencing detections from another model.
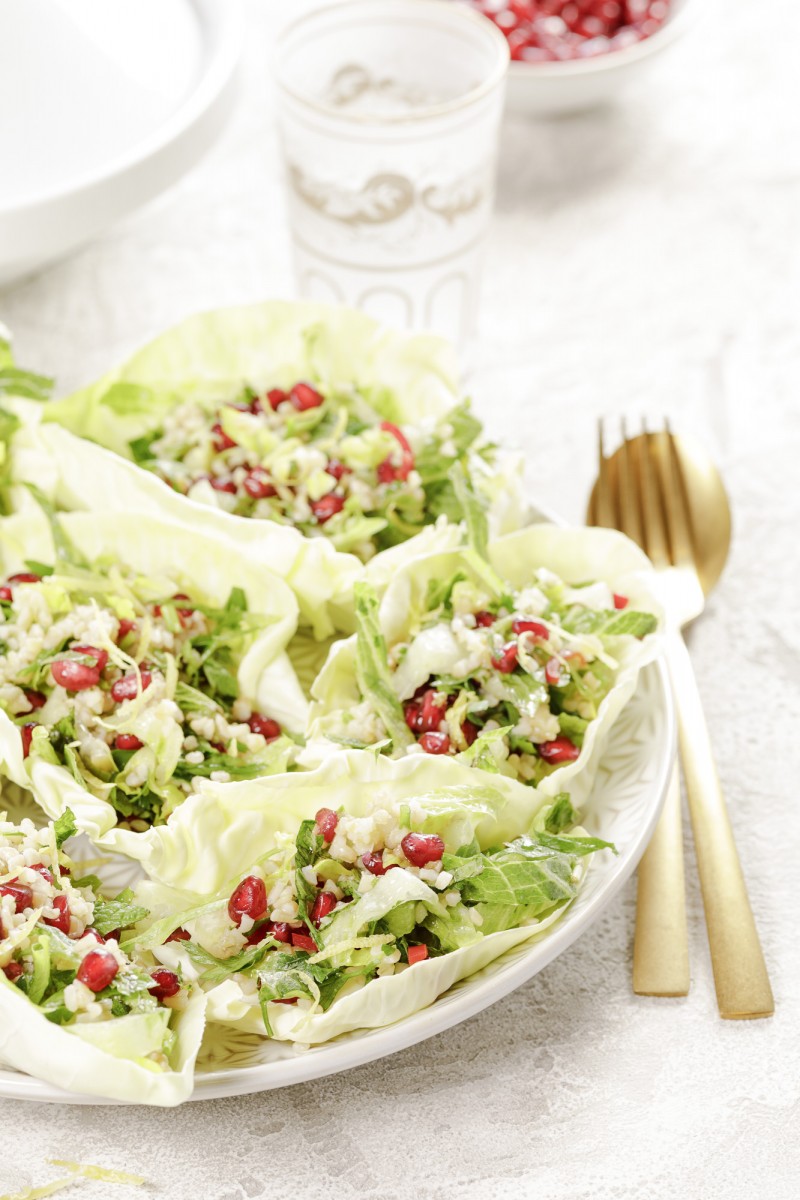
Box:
left=650, top=423, right=693, bottom=567
left=639, top=425, right=671, bottom=568
left=665, top=419, right=699, bottom=566
left=615, top=417, right=645, bottom=550
left=592, top=417, right=618, bottom=529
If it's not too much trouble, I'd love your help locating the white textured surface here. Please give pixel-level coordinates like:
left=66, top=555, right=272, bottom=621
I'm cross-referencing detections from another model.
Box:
left=1, top=1, right=798, bottom=1197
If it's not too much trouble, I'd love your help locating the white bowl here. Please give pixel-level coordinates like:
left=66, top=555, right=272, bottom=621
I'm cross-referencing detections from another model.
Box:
left=505, top=0, right=692, bottom=116
left=0, top=0, right=243, bottom=287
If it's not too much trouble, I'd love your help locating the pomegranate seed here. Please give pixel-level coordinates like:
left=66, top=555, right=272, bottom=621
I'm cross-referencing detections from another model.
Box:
left=244, top=922, right=269, bottom=945
left=419, top=731, right=451, bottom=755
left=512, top=618, right=550, bottom=640
left=149, top=968, right=180, bottom=1001
left=311, top=493, right=345, bottom=524
left=267, top=921, right=292, bottom=944
left=210, top=476, right=237, bottom=494
left=171, top=593, right=194, bottom=622
left=613, top=593, right=629, bottom=610
left=29, top=862, right=55, bottom=884
left=267, top=387, right=288, bottom=410
left=310, top=892, right=336, bottom=926
left=51, top=658, right=101, bottom=692
left=70, top=644, right=108, bottom=672
left=248, top=713, right=281, bottom=742
left=115, top=733, right=143, bottom=751
left=77, top=948, right=119, bottom=992
left=474, top=611, right=496, bottom=627
left=590, top=0, right=622, bottom=19
left=228, top=876, right=267, bottom=926
left=407, top=944, right=429, bottom=965
left=545, top=657, right=563, bottom=686
left=111, top=668, right=152, bottom=703
left=404, top=702, right=421, bottom=732
left=84, top=928, right=105, bottom=943
left=289, top=382, right=324, bottom=411
left=8, top=573, right=41, bottom=584
left=166, top=927, right=191, bottom=943
left=43, top=893, right=70, bottom=934
left=314, top=808, right=338, bottom=843
left=23, top=689, right=46, bottom=711
left=462, top=719, right=479, bottom=747
left=0, top=882, right=32, bottom=913
left=376, top=421, right=414, bottom=483
left=243, top=467, right=276, bottom=499
left=538, top=737, right=581, bottom=764
left=401, top=832, right=445, bottom=867
left=0, top=586, right=11, bottom=601
left=362, top=851, right=388, bottom=876
left=491, top=642, right=519, bottom=673
left=211, top=421, right=237, bottom=452
left=273, top=997, right=298, bottom=1005
left=21, top=723, right=38, bottom=758
left=3, top=961, right=24, bottom=981
left=420, top=689, right=447, bottom=733
left=117, top=619, right=136, bottom=642
left=291, top=931, right=317, bottom=953
left=325, top=459, right=351, bottom=481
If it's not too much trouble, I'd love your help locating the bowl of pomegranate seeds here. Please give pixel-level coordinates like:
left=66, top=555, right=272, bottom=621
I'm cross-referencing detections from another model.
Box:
left=461, top=0, right=691, bottom=114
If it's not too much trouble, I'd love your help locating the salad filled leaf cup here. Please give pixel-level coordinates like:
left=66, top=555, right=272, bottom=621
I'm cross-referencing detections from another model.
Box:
left=0, top=504, right=308, bottom=890
left=38, top=301, right=528, bottom=636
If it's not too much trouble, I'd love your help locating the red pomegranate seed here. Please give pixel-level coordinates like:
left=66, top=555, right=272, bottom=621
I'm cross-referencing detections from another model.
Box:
left=3, top=961, right=24, bottom=981
left=117, top=619, right=136, bottom=642
left=70, top=644, right=109, bottom=672
left=267, top=921, right=292, bottom=944
left=273, top=997, right=298, bottom=1005
left=310, top=493, right=345, bottom=524
left=0, top=882, right=32, bottom=913
left=243, top=467, right=276, bottom=499
left=512, top=618, right=550, bottom=640
left=419, top=731, right=451, bottom=755
left=43, top=893, right=70, bottom=934
left=267, top=387, right=288, bottom=410
left=248, top=713, right=281, bottom=742
left=228, top=875, right=267, bottom=926
left=21, top=723, right=38, bottom=758
left=376, top=421, right=414, bottom=484
left=77, top=948, right=119, bottom=992
left=462, top=719, right=479, bottom=747
left=23, top=689, right=46, bottom=711
left=314, top=808, right=338, bottom=843
left=29, top=862, right=55, bottom=884
left=114, top=733, right=143, bottom=751
left=170, top=593, right=194, bottom=622
left=210, top=476, right=237, bottom=494
left=401, top=832, right=445, bottom=867
left=407, top=944, right=429, bottom=965
left=0, top=586, right=11, bottom=602
left=291, top=931, right=317, bottom=953
left=474, top=611, right=496, bottom=627
left=149, top=968, right=181, bottom=1001
left=404, top=702, right=421, bottom=732
left=84, top=928, right=105, bottom=943
left=211, top=421, right=237, bottom=452
left=290, top=382, right=324, bottom=411
left=111, top=668, right=152, bottom=703
left=310, top=892, right=336, bottom=926
left=51, top=658, right=101, bottom=692
left=538, top=737, right=581, bottom=764
left=613, top=593, right=629, bottom=610
left=419, top=689, right=447, bottom=733
left=325, top=459, right=351, bottom=481
left=491, top=642, right=519, bottom=673
left=545, top=657, right=563, bottom=686
left=166, top=927, right=191, bottom=943
left=362, top=851, right=388, bottom=876
left=8, top=573, right=41, bottom=585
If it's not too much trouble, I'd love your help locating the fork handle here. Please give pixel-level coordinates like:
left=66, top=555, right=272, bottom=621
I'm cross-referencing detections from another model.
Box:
left=666, top=632, right=774, bottom=1019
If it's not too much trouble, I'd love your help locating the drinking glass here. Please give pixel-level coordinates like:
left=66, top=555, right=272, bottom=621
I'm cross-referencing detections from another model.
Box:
left=275, top=0, right=509, bottom=348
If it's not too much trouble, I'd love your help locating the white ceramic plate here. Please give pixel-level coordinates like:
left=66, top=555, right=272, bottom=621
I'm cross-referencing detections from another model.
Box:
left=0, top=0, right=243, bottom=286
left=505, top=0, right=693, bottom=117
left=0, top=658, right=674, bottom=1104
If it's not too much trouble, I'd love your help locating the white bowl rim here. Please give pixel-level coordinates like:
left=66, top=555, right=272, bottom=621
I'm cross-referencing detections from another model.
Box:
left=0, top=0, right=244, bottom=218
left=507, top=0, right=692, bottom=79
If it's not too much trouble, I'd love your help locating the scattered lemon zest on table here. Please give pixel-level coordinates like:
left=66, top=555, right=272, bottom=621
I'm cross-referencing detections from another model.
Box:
left=0, top=1162, right=145, bottom=1200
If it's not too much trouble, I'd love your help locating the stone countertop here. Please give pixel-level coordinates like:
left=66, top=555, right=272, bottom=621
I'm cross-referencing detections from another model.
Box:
left=1, top=2, right=798, bottom=1197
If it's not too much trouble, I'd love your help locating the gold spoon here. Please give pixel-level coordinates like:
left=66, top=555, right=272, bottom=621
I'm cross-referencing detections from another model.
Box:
left=589, top=423, right=773, bottom=1019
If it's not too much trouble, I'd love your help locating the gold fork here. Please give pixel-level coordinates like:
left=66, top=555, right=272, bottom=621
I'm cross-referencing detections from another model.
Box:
left=589, top=419, right=774, bottom=1019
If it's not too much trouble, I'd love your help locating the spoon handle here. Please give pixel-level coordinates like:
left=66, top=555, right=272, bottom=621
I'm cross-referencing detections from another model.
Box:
left=666, top=632, right=774, bottom=1019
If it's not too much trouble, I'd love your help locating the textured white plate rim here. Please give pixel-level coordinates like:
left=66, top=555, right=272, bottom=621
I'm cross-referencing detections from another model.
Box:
left=0, top=658, right=674, bottom=1104
left=507, top=0, right=692, bottom=80
left=0, top=0, right=244, bottom=217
